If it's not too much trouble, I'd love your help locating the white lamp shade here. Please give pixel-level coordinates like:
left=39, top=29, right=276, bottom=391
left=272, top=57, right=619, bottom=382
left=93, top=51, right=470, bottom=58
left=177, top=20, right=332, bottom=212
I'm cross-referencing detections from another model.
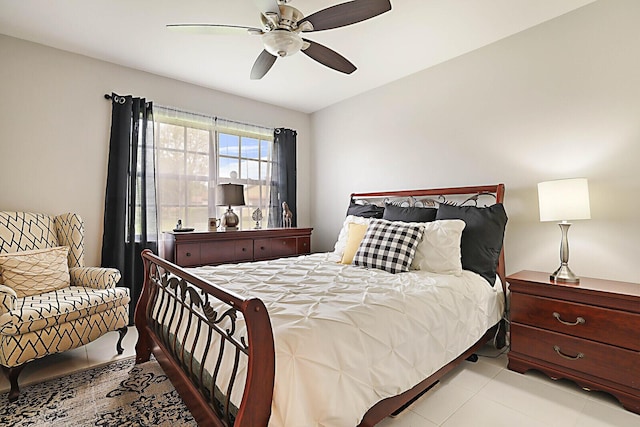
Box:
left=538, top=178, right=591, bottom=222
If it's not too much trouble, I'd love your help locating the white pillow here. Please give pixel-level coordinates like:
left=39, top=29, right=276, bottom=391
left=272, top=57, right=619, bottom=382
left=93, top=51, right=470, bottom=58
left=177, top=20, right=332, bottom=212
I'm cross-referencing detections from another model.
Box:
left=411, top=219, right=466, bottom=276
left=333, top=215, right=372, bottom=256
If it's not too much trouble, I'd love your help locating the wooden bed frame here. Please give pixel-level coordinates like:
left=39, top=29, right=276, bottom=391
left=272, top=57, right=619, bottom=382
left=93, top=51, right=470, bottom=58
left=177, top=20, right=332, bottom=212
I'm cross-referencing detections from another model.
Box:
left=134, top=184, right=507, bottom=427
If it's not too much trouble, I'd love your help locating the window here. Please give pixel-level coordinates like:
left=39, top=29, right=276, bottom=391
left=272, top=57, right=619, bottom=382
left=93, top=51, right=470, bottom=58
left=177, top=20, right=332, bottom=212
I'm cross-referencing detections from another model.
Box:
left=154, top=106, right=274, bottom=232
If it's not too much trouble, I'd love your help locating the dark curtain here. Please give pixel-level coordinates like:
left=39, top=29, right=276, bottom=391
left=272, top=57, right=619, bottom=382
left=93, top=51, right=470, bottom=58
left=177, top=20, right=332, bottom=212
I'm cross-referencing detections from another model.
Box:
left=269, top=128, right=297, bottom=227
left=101, top=93, right=158, bottom=324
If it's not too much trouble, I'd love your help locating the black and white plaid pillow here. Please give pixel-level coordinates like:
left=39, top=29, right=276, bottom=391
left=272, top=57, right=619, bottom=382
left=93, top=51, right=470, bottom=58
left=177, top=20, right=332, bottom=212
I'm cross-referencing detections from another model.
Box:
left=353, top=219, right=425, bottom=274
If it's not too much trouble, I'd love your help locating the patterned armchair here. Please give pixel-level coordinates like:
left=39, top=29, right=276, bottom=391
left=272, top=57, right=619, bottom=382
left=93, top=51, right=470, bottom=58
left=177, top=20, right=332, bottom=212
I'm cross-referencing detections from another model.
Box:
left=0, top=212, right=130, bottom=401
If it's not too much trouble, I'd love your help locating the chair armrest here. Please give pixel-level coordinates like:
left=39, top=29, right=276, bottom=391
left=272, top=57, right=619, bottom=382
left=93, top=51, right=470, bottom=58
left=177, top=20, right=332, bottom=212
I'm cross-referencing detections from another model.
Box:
left=69, top=267, right=121, bottom=289
left=0, top=285, right=17, bottom=315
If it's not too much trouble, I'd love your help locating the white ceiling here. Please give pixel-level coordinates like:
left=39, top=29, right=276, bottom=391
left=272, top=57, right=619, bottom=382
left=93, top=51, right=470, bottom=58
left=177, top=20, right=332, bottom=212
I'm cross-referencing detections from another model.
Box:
left=0, top=0, right=596, bottom=113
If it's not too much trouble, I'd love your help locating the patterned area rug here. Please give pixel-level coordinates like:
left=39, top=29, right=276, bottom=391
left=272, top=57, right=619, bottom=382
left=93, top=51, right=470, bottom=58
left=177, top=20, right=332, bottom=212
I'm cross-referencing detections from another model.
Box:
left=0, top=357, right=197, bottom=426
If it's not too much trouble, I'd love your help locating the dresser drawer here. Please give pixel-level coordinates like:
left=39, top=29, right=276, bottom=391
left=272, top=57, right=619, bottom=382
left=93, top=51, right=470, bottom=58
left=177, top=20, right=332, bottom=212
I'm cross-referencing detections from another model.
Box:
left=201, top=240, right=237, bottom=264
left=176, top=243, right=201, bottom=266
left=254, top=238, right=271, bottom=260
left=511, top=293, right=640, bottom=351
left=270, top=237, right=297, bottom=258
left=297, top=236, right=310, bottom=254
left=510, top=323, right=640, bottom=390
left=234, top=239, right=254, bottom=261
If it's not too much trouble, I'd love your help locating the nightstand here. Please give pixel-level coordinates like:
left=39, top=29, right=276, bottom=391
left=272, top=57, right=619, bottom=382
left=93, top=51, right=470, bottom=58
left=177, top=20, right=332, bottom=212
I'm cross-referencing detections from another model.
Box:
left=507, top=270, right=640, bottom=414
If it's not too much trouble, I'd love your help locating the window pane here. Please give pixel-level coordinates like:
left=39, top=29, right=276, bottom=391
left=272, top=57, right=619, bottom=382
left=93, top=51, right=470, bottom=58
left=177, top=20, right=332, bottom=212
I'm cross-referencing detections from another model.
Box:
left=260, top=140, right=272, bottom=160
left=187, top=128, right=210, bottom=153
left=241, top=159, right=260, bottom=181
left=157, top=149, right=185, bottom=176
left=260, top=160, right=271, bottom=181
left=157, top=123, right=184, bottom=150
left=187, top=152, right=209, bottom=177
left=161, top=206, right=184, bottom=232
left=241, top=137, right=260, bottom=160
left=187, top=180, right=208, bottom=205
left=219, top=133, right=239, bottom=156
left=219, top=156, right=239, bottom=180
left=157, top=176, right=183, bottom=205
left=244, top=184, right=262, bottom=207
left=186, top=207, right=208, bottom=231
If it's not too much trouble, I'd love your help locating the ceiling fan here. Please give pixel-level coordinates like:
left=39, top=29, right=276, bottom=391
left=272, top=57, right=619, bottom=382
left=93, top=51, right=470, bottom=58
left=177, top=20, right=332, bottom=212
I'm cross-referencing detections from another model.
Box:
left=167, top=0, right=392, bottom=80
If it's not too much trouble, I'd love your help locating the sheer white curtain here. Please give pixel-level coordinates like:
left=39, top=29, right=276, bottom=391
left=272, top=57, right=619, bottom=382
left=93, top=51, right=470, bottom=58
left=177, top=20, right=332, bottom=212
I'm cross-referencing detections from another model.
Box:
left=153, top=106, right=274, bottom=235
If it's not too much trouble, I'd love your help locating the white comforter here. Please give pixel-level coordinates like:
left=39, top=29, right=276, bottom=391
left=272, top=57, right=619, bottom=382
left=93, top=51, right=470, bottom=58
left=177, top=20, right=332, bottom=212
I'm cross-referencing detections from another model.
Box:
left=180, top=253, right=503, bottom=426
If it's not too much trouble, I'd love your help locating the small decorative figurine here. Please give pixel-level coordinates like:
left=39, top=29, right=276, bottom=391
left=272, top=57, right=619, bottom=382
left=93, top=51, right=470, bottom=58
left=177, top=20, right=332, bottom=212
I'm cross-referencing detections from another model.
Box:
left=252, top=208, right=263, bottom=229
left=282, top=202, right=293, bottom=228
left=176, top=219, right=183, bottom=230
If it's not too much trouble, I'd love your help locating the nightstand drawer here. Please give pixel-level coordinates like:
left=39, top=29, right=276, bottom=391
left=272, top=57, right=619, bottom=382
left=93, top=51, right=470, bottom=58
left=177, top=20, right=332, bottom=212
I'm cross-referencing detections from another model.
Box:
left=511, top=293, right=640, bottom=351
left=511, top=323, right=640, bottom=390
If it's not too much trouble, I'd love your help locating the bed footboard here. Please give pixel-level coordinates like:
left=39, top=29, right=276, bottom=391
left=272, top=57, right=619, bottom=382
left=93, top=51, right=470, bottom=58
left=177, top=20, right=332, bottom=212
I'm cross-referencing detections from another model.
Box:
left=135, top=249, right=274, bottom=427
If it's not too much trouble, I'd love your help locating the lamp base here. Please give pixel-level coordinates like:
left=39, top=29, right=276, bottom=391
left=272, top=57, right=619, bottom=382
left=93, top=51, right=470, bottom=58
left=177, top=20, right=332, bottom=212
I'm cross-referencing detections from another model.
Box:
left=221, top=207, right=240, bottom=231
left=550, top=264, right=580, bottom=283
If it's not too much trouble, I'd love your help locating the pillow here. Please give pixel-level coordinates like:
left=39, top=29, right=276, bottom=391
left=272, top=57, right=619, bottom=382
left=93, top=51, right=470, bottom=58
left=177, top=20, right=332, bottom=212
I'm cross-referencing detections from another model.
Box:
left=436, top=203, right=508, bottom=285
left=333, top=215, right=372, bottom=256
left=346, top=200, right=384, bottom=218
left=383, top=203, right=437, bottom=223
left=411, top=219, right=466, bottom=275
left=340, top=222, right=369, bottom=264
left=0, top=246, right=70, bottom=297
left=353, top=219, right=425, bottom=274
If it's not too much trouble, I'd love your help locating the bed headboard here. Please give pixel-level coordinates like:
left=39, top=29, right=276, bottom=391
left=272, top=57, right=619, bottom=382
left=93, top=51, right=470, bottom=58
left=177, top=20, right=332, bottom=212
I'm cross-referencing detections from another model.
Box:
left=349, top=184, right=506, bottom=289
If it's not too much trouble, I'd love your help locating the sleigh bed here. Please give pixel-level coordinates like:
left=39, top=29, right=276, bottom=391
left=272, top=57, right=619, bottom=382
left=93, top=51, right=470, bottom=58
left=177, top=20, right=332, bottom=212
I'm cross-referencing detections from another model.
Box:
left=134, top=184, right=508, bottom=427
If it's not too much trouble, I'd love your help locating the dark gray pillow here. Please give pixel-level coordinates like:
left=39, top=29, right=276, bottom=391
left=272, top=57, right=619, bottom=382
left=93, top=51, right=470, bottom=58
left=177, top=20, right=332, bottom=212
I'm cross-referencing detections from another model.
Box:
left=383, top=203, right=437, bottom=223
left=346, top=200, right=384, bottom=218
left=435, top=203, right=508, bottom=286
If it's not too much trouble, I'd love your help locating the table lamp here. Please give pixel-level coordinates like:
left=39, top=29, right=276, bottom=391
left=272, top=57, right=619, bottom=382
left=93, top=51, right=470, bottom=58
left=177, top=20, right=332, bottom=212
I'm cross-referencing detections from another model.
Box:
left=538, top=178, right=591, bottom=283
left=217, top=183, right=245, bottom=231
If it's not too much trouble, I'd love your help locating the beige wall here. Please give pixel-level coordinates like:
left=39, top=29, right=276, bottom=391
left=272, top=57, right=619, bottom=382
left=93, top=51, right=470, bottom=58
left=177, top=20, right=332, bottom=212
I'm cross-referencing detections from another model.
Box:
left=310, top=0, right=640, bottom=283
left=2, top=0, right=639, bottom=284
left=0, top=35, right=311, bottom=266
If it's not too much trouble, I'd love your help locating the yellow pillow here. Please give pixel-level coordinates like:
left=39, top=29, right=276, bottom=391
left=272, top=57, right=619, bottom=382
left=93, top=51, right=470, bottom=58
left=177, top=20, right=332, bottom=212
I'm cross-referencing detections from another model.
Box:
left=340, top=222, right=369, bottom=264
left=0, top=246, right=70, bottom=297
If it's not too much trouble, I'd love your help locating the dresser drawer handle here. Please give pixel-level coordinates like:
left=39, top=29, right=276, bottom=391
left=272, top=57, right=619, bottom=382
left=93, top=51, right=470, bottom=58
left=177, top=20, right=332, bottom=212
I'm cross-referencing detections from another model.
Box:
left=553, top=345, right=584, bottom=361
left=553, top=312, right=585, bottom=326
left=186, top=252, right=191, bottom=257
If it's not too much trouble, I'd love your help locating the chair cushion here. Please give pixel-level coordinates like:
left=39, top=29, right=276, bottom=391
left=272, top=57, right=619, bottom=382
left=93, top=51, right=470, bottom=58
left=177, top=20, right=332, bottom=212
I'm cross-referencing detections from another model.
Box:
left=0, top=286, right=130, bottom=335
left=0, top=247, right=70, bottom=297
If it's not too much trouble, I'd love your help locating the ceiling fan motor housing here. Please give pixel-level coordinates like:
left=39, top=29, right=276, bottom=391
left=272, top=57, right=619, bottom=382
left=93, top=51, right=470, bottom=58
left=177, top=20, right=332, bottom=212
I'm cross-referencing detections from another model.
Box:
left=262, top=30, right=303, bottom=57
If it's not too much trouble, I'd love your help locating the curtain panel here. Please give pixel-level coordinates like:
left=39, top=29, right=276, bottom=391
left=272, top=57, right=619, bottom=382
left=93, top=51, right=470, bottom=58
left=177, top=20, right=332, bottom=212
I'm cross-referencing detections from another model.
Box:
left=101, top=93, right=158, bottom=323
left=269, top=128, right=297, bottom=227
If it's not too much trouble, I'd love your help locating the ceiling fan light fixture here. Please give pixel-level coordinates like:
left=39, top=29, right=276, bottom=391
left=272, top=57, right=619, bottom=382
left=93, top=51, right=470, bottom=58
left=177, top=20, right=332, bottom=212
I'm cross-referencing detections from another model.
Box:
left=262, top=30, right=303, bottom=57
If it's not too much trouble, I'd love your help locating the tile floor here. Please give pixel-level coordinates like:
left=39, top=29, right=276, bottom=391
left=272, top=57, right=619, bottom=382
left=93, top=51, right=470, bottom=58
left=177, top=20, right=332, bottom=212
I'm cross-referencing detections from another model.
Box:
left=1, top=329, right=638, bottom=426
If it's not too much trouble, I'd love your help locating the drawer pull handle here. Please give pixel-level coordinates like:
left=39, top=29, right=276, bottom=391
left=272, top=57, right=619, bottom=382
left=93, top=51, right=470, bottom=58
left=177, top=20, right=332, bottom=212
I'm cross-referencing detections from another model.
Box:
left=553, top=345, right=584, bottom=361
left=186, top=252, right=191, bottom=257
left=553, top=312, right=585, bottom=326
left=242, top=248, right=247, bottom=252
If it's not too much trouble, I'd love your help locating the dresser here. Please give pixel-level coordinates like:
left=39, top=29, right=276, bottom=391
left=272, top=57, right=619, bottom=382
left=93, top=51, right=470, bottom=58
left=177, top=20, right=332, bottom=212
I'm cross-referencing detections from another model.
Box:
left=163, top=228, right=312, bottom=267
left=507, top=270, right=640, bottom=414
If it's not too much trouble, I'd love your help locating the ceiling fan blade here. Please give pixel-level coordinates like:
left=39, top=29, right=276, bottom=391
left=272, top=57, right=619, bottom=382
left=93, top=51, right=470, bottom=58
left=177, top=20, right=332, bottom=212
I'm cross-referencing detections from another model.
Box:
left=299, top=0, right=391, bottom=32
left=167, top=24, right=263, bottom=35
left=252, top=0, right=281, bottom=19
left=250, top=50, right=277, bottom=80
left=301, top=39, right=356, bottom=75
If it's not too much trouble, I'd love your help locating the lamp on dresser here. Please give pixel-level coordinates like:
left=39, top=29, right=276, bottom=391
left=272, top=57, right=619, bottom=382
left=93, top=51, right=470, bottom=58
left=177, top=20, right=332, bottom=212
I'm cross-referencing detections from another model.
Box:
left=537, top=178, right=591, bottom=283
left=217, top=183, right=245, bottom=231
